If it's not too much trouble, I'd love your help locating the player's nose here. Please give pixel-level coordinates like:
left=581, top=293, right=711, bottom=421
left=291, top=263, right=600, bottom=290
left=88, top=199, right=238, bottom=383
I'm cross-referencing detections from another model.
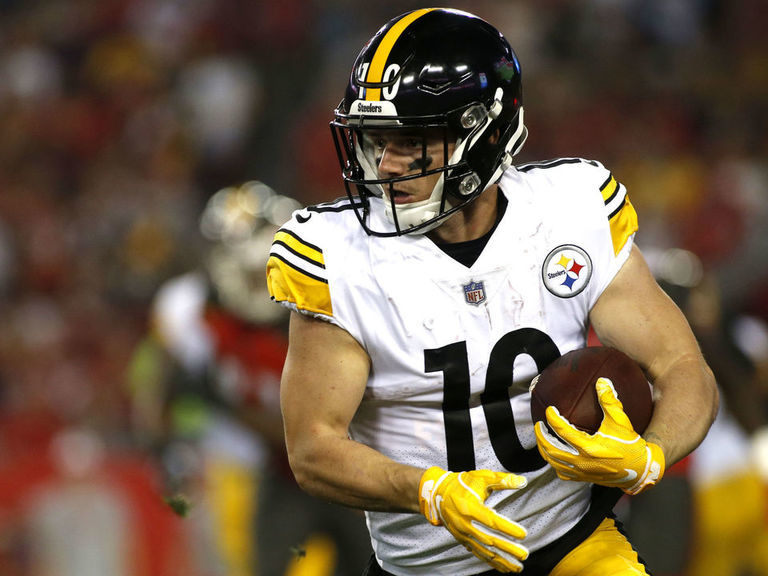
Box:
left=377, top=146, right=411, bottom=178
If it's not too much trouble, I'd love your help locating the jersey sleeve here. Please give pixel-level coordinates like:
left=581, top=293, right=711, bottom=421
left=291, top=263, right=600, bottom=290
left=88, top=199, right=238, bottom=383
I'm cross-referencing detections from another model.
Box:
left=584, top=160, right=638, bottom=303
left=525, top=157, right=639, bottom=306
left=266, top=213, right=334, bottom=321
left=598, top=167, right=638, bottom=257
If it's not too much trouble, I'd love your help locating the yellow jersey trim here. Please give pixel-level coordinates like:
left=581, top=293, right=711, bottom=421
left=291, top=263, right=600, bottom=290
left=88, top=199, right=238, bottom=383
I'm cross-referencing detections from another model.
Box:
left=273, top=229, right=325, bottom=268
left=267, top=229, right=332, bottom=317
left=600, top=175, right=638, bottom=256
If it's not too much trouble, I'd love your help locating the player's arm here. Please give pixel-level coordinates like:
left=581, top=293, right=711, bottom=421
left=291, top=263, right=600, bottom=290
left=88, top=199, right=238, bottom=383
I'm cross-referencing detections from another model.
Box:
left=280, top=311, right=422, bottom=512
left=589, top=244, right=718, bottom=466
left=534, top=244, right=718, bottom=494
left=282, top=311, right=530, bottom=572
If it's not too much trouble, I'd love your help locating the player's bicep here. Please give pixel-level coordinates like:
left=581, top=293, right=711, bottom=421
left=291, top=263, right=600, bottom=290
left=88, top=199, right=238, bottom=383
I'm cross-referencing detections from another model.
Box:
left=589, top=245, right=699, bottom=382
left=280, top=311, right=370, bottom=451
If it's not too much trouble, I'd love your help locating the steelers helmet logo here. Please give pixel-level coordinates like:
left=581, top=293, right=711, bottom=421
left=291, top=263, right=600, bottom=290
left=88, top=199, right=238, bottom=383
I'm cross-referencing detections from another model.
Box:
left=542, top=244, right=592, bottom=298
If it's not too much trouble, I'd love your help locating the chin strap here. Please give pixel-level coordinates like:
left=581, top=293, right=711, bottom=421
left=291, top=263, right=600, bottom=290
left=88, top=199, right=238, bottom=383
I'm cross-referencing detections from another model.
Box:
left=383, top=172, right=448, bottom=234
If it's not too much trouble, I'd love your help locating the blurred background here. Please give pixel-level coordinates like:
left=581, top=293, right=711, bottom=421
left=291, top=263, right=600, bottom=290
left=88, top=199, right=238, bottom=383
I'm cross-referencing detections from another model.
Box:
left=1, top=1, right=767, bottom=575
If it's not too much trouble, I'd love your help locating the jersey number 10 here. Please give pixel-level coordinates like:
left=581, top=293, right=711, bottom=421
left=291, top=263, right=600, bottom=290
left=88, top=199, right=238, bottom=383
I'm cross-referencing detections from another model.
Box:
left=425, top=327, right=560, bottom=472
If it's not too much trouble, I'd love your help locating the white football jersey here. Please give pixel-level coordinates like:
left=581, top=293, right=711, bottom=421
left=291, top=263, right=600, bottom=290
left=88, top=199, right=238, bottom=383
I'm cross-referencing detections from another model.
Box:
left=268, top=158, right=637, bottom=575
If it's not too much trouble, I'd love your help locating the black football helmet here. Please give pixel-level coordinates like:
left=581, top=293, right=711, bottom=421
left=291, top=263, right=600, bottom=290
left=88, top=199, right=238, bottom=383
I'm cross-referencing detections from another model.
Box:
left=331, top=8, right=527, bottom=236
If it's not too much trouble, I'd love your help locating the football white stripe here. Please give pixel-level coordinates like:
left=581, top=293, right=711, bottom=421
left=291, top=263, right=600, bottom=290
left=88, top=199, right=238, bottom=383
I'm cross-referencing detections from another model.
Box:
left=604, top=182, right=627, bottom=219
left=270, top=243, right=328, bottom=282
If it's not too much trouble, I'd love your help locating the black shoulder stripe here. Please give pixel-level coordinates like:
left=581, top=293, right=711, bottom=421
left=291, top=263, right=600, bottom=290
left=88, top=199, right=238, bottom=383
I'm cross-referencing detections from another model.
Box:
left=267, top=252, right=328, bottom=284
left=607, top=195, right=627, bottom=220
left=306, top=197, right=364, bottom=213
left=601, top=174, right=621, bottom=206
left=517, top=158, right=585, bottom=172
left=272, top=239, right=326, bottom=269
left=603, top=185, right=620, bottom=207
left=275, top=227, right=323, bottom=254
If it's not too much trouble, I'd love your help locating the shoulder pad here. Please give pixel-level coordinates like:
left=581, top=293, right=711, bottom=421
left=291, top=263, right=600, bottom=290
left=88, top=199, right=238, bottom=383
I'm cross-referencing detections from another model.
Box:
left=517, top=158, right=637, bottom=255
left=267, top=217, right=332, bottom=317
left=265, top=198, right=359, bottom=318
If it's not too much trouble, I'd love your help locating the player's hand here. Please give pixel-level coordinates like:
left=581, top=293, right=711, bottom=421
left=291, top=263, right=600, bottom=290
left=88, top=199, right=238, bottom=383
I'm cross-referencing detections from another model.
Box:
left=418, top=466, right=529, bottom=573
left=534, top=377, right=665, bottom=495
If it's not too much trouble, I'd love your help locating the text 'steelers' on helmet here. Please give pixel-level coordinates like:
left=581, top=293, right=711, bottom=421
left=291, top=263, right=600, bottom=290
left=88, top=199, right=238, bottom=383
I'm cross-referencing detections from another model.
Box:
left=330, top=8, right=527, bottom=237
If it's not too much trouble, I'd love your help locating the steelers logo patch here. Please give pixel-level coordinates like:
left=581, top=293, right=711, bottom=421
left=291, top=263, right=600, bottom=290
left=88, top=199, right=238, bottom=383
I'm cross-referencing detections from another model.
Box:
left=542, top=244, right=592, bottom=298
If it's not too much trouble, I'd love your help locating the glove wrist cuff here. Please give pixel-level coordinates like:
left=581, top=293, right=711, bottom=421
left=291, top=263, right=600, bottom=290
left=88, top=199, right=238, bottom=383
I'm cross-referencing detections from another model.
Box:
left=648, top=441, right=666, bottom=478
left=627, top=441, right=666, bottom=495
left=419, top=466, right=450, bottom=526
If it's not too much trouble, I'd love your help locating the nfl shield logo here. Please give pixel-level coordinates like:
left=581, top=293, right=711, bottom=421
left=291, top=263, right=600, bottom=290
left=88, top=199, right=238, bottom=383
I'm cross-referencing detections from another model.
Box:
left=463, top=280, right=486, bottom=305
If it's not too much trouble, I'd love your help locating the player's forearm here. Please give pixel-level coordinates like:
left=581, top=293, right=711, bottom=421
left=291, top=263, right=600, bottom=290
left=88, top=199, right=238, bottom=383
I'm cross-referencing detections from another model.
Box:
left=645, top=351, right=718, bottom=465
left=287, top=431, right=423, bottom=513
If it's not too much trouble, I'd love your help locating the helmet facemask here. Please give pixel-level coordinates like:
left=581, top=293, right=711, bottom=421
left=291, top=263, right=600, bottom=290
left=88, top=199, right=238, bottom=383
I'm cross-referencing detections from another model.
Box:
left=331, top=92, right=527, bottom=237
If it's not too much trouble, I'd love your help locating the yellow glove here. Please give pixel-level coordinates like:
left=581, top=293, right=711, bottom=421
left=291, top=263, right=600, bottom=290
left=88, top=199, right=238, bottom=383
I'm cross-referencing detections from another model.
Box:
left=418, top=467, right=529, bottom=573
left=534, top=377, right=665, bottom=495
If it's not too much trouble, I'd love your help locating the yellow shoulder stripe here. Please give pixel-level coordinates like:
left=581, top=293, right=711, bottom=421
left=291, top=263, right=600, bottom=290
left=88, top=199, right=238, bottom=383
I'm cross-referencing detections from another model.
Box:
left=600, top=176, right=619, bottom=204
left=273, top=230, right=325, bottom=268
left=266, top=255, right=333, bottom=317
left=600, top=175, right=638, bottom=256
left=609, top=196, right=638, bottom=256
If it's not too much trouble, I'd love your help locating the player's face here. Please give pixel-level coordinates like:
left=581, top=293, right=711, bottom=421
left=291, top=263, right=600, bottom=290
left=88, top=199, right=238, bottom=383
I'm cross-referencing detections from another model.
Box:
left=370, top=129, right=454, bottom=204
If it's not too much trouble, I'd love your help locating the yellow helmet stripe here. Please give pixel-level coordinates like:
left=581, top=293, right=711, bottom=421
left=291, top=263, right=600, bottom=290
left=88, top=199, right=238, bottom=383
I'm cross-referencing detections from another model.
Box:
left=365, top=8, right=436, bottom=101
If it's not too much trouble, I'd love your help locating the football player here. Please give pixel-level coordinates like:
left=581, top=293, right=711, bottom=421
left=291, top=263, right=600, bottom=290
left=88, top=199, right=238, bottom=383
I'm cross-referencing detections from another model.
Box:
left=267, top=9, right=718, bottom=576
left=130, top=181, right=371, bottom=576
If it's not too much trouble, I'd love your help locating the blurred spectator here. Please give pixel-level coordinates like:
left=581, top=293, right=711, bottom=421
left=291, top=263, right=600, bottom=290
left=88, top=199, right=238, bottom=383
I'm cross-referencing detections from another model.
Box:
left=128, top=181, right=372, bottom=576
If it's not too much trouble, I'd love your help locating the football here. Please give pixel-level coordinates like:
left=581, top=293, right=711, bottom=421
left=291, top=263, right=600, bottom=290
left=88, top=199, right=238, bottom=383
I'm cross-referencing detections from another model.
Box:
left=529, top=346, right=653, bottom=434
